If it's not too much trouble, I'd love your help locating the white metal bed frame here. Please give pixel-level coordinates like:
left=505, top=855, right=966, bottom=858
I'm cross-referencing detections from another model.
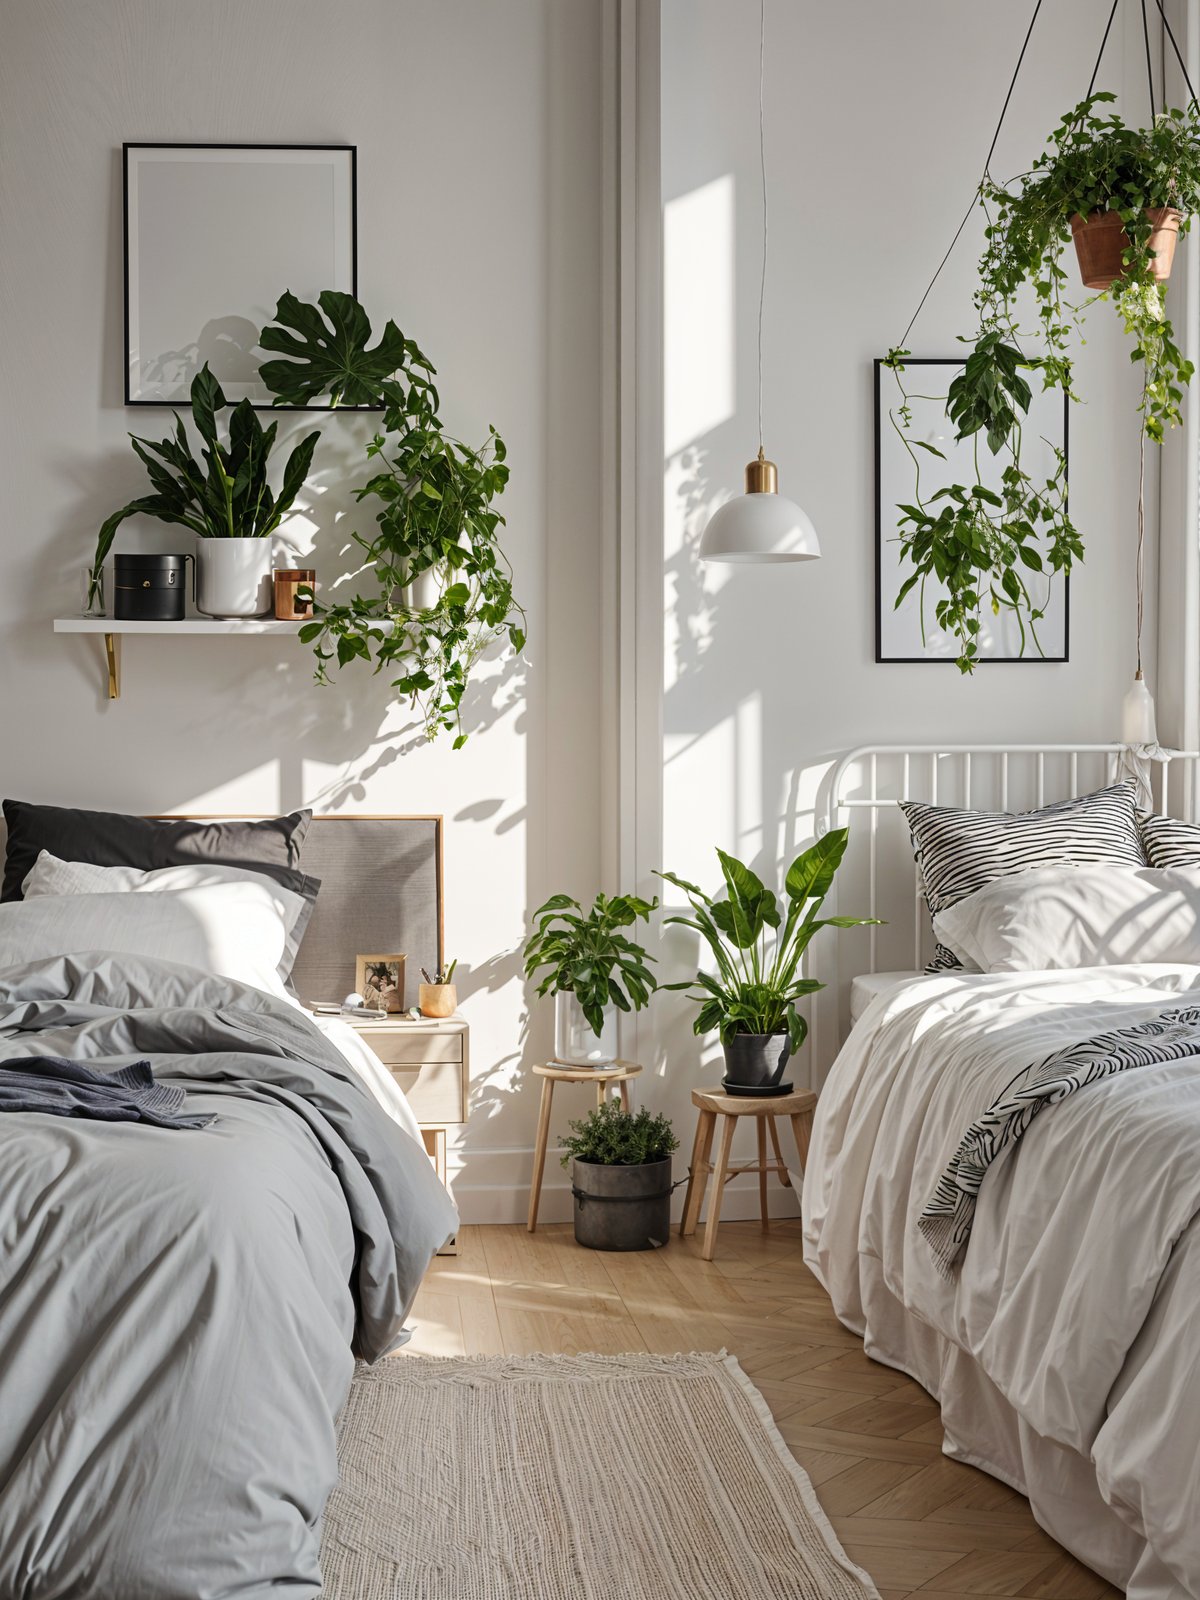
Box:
left=809, top=742, right=1200, bottom=1077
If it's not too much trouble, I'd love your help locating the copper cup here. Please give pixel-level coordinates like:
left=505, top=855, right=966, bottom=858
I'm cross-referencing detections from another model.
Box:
left=274, top=568, right=316, bottom=620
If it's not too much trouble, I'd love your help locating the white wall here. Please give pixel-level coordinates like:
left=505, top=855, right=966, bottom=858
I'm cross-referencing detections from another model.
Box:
left=642, top=0, right=1179, bottom=1214
left=0, top=0, right=606, bottom=1223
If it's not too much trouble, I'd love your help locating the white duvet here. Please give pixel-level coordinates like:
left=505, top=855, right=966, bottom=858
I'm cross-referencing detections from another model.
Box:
left=802, top=964, right=1200, bottom=1600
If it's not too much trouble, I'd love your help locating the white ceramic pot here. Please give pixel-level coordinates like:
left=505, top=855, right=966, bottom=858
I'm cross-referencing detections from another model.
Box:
left=405, top=565, right=442, bottom=611
left=554, top=990, right=618, bottom=1067
left=196, top=537, right=273, bottom=618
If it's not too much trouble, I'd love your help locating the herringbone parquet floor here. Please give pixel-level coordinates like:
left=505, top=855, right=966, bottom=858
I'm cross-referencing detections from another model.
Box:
left=404, top=1220, right=1124, bottom=1599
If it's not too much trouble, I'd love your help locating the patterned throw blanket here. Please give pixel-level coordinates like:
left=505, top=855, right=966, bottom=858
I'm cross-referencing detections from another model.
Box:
left=920, top=1005, right=1200, bottom=1274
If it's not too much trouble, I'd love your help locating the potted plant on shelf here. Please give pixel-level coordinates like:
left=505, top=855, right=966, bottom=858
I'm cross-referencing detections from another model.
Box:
left=560, top=1101, right=678, bottom=1252
left=257, top=290, right=526, bottom=748
left=418, top=960, right=458, bottom=1019
left=658, top=830, right=878, bottom=1092
left=885, top=93, right=1200, bottom=671
left=523, top=891, right=658, bottom=1067
left=89, top=365, right=320, bottom=619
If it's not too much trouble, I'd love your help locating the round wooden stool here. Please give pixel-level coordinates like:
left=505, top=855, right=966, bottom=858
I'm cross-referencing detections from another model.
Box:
left=679, top=1085, right=817, bottom=1262
left=526, top=1061, right=643, bottom=1232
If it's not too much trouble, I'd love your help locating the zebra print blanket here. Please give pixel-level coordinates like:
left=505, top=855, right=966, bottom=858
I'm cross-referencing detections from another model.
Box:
left=919, top=1004, right=1200, bottom=1273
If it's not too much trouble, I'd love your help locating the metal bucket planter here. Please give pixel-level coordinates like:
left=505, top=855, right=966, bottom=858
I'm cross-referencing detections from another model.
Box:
left=572, top=1157, right=672, bottom=1251
left=722, top=1031, right=791, bottom=1091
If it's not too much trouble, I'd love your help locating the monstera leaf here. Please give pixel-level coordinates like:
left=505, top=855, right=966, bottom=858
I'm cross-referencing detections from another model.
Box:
left=259, top=290, right=412, bottom=408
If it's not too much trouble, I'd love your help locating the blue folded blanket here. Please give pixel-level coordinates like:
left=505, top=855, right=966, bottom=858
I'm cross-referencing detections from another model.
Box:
left=0, top=1056, right=213, bottom=1129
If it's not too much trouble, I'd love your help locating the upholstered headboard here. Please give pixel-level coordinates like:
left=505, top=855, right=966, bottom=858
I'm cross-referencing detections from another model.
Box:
left=290, top=816, right=444, bottom=1007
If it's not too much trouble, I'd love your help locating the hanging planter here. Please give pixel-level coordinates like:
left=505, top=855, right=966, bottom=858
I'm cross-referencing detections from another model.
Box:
left=1071, top=205, right=1182, bottom=288
left=884, top=1, right=1200, bottom=675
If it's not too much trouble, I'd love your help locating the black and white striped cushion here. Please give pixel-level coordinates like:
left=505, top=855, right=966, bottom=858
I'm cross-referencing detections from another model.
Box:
left=900, top=781, right=1145, bottom=972
left=1140, top=811, right=1200, bottom=868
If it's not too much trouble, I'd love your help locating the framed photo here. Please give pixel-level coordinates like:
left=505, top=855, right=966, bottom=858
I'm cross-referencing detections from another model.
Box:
left=356, top=953, right=407, bottom=1014
left=874, top=357, right=1069, bottom=664
left=124, top=143, right=357, bottom=408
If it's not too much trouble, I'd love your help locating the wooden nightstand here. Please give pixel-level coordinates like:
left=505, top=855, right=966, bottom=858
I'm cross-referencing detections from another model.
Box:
left=325, top=1011, right=468, bottom=1254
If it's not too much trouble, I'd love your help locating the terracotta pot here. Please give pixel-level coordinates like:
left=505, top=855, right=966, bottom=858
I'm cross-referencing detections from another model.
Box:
left=418, top=982, right=457, bottom=1018
left=1070, top=207, right=1181, bottom=290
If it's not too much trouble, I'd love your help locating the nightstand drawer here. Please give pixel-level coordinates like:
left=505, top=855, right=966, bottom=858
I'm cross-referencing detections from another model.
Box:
left=355, top=1027, right=464, bottom=1067
left=385, top=1059, right=466, bottom=1125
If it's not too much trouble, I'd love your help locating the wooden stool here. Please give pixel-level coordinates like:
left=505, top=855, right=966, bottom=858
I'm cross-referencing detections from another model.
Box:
left=527, top=1061, right=643, bottom=1232
left=679, top=1085, right=817, bottom=1262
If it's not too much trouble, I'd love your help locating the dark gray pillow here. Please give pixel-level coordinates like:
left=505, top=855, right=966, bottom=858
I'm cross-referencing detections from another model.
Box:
left=2, top=801, right=312, bottom=903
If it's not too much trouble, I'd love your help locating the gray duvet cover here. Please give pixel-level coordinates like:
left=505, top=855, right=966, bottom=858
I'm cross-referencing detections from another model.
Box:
left=0, top=953, right=458, bottom=1600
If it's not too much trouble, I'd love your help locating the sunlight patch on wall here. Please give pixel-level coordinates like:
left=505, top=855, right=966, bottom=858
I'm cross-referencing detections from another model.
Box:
left=179, top=759, right=281, bottom=814
left=662, top=690, right=763, bottom=890
left=663, top=174, right=734, bottom=460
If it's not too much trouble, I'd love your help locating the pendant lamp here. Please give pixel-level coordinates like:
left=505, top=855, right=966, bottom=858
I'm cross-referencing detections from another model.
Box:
left=699, top=0, right=820, bottom=565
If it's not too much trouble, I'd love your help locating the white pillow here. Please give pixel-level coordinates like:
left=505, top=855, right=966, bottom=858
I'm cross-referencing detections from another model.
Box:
left=0, top=885, right=294, bottom=997
left=934, top=863, right=1200, bottom=972
left=23, top=851, right=311, bottom=981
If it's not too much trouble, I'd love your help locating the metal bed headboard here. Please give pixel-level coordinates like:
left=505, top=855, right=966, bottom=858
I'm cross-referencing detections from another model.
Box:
left=807, top=743, right=1200, bottom=1080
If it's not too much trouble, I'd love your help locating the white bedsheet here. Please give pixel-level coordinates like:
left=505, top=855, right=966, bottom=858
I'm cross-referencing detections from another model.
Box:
left=803, top=964, right=1200, bottom=1599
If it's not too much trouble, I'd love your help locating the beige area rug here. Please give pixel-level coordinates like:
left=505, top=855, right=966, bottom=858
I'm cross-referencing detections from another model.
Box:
left=321, top=1350, right=879, bottom=1599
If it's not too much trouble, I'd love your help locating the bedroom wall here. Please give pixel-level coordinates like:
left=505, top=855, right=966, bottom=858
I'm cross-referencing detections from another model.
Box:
left=635, top=0, right=1178, bottom=1212
left=0, top=0, right=605, bottom=1222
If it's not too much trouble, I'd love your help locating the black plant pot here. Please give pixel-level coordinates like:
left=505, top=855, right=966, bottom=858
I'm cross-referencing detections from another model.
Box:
left=572, top=1157, right=672, bottom=1251
left=722, top=1032, right=792, bottom=1090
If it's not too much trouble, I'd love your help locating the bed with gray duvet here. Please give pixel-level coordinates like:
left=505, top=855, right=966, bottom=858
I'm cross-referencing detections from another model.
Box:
left=0, top=952, right=458, bottom=1600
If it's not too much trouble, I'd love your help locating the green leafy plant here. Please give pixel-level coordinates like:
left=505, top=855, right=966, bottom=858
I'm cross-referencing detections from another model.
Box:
left=523, top=892, right=658, bottom=1037
left=89, top=365, right=320, bottom=605
left=259, top=290, right=525, bottom=748
left=559, top=1101, right=678, bottom=1168
left=886, top=94, right=1200, bottom=671
left=658, top=831, right=879, bottom=1053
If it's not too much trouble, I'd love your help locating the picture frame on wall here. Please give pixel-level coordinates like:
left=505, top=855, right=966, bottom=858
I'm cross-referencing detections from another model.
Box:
left=874, top=356, right=1070, bottom=664
left=123, top=143, right=358, bottom=408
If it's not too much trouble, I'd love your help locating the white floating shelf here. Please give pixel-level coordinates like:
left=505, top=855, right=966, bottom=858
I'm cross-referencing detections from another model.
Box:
left=53, top=616, right=307, bottom=697
left=54, top=617, right=304, bottom=635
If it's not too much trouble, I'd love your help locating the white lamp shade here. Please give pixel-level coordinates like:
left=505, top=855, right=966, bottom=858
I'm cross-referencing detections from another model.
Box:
left=698, top=489, right=820, bottom=564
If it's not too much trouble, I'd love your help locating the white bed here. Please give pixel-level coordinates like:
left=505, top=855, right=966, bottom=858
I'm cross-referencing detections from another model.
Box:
left=802, top=744, right=1200, bottom=1600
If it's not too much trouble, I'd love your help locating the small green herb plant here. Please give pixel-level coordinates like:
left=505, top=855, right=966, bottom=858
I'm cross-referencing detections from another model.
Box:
left=559, top=1101, right=678, bottom=1168
left=421, top=960, right=458, bottom=985
left=659, top=831, right=879, bottom=1053
left=258, top=290, right=525, bottom=747
left=89, top=365, right=320, bottom=606
left=523, top=891, right=658, bottom=1037
left=886, top=93, right=1200, bottom=670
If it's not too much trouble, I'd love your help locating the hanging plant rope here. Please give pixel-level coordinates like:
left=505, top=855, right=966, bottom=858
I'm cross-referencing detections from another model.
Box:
left=884, top=0, right=1200, bottom=673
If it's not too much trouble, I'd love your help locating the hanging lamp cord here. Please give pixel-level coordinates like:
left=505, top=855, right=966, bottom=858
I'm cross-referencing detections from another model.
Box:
left=756, top=0, right=767, bottom=455
left=898, top=0, right=1043, bottom=350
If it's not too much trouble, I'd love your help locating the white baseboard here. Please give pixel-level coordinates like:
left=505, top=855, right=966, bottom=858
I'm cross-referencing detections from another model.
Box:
left=451, top=1174, right=802, bottom=1228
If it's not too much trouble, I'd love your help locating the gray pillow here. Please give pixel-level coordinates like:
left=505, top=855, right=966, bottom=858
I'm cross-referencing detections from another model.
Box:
left=2, top=800, right=311, bottom=903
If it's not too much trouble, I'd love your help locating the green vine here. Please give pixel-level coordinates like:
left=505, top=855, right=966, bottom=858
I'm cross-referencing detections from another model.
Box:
left=887, top=93, right=1200, bottom=671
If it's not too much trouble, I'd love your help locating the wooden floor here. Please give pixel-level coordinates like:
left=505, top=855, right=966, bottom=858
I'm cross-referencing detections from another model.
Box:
left=407, top=1219, right=1123, bottom=1600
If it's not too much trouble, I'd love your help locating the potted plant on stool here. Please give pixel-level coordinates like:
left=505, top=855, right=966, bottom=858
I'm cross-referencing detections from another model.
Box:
left=561, top=1101, right=678, bottom=1251
left=523, top=890, right=658, bottom=1066
left=658, top=830, right=878, bottom=1093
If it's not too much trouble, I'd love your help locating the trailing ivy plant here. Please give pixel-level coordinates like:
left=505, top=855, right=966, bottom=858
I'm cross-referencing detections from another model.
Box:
left=89, top=365, right=320, bottom=606
left=886, top=93, right=1200, bottom=671
left=259, top=290, right=525, bottom=747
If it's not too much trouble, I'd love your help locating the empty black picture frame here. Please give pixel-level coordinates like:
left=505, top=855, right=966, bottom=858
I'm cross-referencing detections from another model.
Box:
left=123, top=142, right=361, bottom=410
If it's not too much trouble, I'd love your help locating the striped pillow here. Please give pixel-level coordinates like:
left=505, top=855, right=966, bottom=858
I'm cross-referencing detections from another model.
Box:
left=901, top=781, right=1145, bottom=971
left=1140, top=811, right=1200, bottom=868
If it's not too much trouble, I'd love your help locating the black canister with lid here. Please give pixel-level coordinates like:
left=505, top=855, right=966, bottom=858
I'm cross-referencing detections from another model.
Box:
left=113, top=553, right=191, bottom=621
